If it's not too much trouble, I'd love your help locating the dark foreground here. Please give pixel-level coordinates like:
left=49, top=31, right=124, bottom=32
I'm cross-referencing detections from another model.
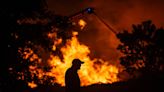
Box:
left=1, top=74, right=164, bottom=92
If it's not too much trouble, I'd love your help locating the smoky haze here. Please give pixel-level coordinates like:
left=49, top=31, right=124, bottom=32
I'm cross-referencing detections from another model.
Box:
left=47, top=0, right=164, bottom=64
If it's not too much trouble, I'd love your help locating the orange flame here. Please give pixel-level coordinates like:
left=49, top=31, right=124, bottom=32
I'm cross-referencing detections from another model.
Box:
left=48, top=35, right=119, bottom=86
left=28, top=81, right=37, bottom=88
left=78, top=19, right=87, bottom=30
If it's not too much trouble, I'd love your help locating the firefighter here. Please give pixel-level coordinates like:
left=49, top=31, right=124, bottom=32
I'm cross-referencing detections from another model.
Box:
left=65, top=59, right=84, bottom=92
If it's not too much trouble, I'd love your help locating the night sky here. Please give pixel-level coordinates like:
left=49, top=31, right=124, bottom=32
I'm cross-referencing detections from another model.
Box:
left=47, top=0, right=164, bottom=64
left=47, top=0, right=164, bottom=29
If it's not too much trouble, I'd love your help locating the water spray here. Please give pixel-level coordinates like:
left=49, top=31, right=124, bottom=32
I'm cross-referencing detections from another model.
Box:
left=68, top=7, right=117, bottom=34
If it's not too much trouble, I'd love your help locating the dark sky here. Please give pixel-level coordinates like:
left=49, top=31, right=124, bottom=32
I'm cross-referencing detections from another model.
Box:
left=46, top=0, right=164, bottom=64
left=47, top=0, right=164, bottom=29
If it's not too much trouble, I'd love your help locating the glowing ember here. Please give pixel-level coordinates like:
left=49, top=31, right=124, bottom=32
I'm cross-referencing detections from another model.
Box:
left=28, top=81, right=37, bottom=88
left=78, top=19, right=87, bottom=30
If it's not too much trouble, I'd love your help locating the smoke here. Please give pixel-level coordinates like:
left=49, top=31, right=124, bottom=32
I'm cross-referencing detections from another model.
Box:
left=47, top=0, right=164, bottom=65
left=47, top=0, right=164, bottom=28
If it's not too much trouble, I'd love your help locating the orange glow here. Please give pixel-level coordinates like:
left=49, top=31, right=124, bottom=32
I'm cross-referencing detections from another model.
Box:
left=52, top=38, right=63, bottom=51
left=78, top=19, right=87, bottom=30
left=47, top=32, right=57, bottom=38
left=18, top=28, right=120, bottom=88
left=28, top=81, right=37, bottom=88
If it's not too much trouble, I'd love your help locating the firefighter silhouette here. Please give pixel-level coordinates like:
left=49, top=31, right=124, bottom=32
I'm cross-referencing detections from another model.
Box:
left=65, top=59, right=84, bottom=92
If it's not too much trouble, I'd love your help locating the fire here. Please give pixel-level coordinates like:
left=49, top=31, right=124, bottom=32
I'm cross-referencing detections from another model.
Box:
left=52, top=36, right=119, bottom=86
left=28, top=81, right=37, bottom=88
left=17, top=19, right=120, bottom=88
left=78, top=19, right=87, bottom=30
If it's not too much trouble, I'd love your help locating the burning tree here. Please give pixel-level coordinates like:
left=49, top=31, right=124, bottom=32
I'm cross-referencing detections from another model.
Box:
left=116, top=20, right=164, bottom=77
left=1, top=0, right=51, bottom=91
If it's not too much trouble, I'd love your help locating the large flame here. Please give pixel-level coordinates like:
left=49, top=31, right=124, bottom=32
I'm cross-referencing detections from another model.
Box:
left=48, top=35, right=119, bottom=86
left=17, top=19, right=120, bottom=88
